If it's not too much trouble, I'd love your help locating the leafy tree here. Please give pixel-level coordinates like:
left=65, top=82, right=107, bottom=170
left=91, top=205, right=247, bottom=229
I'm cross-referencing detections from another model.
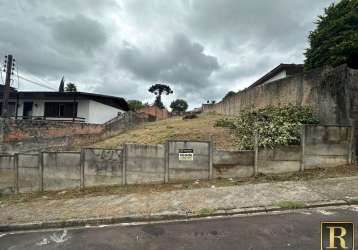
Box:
left=65, top=82, right=77, bottom=92
left=170, top=99, right=188, bottom=112
left=148, top=84, right=173, bottom=109
left=304, top=0, right=358, bottom=70
left=222, top=91, right=236, bottom=101
left=127, top=100, right=144, bottom=110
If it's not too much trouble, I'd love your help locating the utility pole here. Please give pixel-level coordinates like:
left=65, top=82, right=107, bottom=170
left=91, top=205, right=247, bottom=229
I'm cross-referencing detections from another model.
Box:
left=2, top=54, right=14, bottom=117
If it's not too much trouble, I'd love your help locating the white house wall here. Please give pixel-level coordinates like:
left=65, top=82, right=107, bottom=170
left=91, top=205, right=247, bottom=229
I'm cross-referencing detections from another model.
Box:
left=16, top=99, right=90, bottom=120
left=87, top=100, right=124, bottom=124
left=14, top=99, right=122, bottom=123
left=262, top=70, right=287, bottom=85
left=77, top=100, right=90, bottom=120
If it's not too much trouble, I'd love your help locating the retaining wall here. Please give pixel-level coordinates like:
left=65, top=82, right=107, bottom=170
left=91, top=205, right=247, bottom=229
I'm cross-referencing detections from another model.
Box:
left=213, top=150, right=254, bottom=178
left=17, top=154, right=39, bottom=193
left=0, top=111, right=154, bottom=153
left=304, top=125, right=351, bottom=169
left=83, top=148, right=123, bottom=187
left=203, top=65, right=358, bottom=127
left=258, top=145, right=302, bottom=174
left=0, top=155, right=14, bottom=193
left=43, top=152, right=81, bottom=191
left=0, top=124, right=353, bottom=194
left=125, top=144, right=165, bottom=184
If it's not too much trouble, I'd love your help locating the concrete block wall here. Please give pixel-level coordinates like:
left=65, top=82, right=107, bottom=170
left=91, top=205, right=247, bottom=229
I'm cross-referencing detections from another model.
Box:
left=17, top=154, right=40, bottom=193
left=83, top=148, right=122, bottom=187
left=43, top=152, right=81, bottom=191
left=0, top=155, right=14, bottom=193
left=167, top=140, right=211, bottom=181
left=303, top=125, right=351, bottom=169
left=258, top=145, right=302, bottom=174
left=213, top=150, right=254, bottom=178
left=125, top=144, right=165, bottom=184
left=0, top=125, right=353, bottom=194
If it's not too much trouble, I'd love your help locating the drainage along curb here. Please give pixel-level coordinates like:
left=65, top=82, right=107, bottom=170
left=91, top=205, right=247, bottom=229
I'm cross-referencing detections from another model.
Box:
left=0, top=199, right=352, bottom=233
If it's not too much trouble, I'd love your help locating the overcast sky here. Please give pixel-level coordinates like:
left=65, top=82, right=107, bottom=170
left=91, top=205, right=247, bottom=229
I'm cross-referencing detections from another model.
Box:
left=0, top=0, right=335, bottom=109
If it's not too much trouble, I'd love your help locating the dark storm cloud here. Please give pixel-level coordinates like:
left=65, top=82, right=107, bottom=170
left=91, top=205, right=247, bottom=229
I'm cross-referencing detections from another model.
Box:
left=0, top=0, right=335, bottom=108
left=49, top=15, right=108, bottom=54
left=0, top=17, right=88, bottom=77
left=186, top=0, right=332, bottom=51
left=118, top=34, right=220, bottom=88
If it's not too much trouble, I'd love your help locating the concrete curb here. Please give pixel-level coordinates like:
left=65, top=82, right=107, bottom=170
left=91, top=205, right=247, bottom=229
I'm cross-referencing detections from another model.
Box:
left=0, top=198, right=356, bottom=233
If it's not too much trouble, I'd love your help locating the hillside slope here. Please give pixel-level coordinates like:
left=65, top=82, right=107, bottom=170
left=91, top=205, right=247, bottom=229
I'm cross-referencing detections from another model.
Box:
left=90, top=113, right=237, bottom=150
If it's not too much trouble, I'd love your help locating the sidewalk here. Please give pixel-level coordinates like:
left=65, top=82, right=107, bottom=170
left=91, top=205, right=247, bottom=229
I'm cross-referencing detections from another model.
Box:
left=1, top=176, right=358, bottom=230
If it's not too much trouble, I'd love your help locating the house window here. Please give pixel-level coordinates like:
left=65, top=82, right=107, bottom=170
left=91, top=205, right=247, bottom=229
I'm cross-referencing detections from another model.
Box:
left=44, top=102, right=77, bottom=118
left=0, top=102, right=16, bottom=116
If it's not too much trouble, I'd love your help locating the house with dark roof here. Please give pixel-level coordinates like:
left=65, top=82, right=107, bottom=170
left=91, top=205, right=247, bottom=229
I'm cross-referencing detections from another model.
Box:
left=249, top=63, right=303, bottom=88
left=0, top=86, right=129, bottom=124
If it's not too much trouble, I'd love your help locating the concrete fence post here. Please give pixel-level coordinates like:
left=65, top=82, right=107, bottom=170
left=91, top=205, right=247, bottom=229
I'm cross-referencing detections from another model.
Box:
left=300, top=125, right=306, bottom=171
left=122, top=144, right=127, bottom=185
left=164, top=141, right=169, bottom=183
left=209, top=137, right=213, bottom=179
left=14, top=153, right=19, bottom=194
left=254, top=132, right=259, bottom=176
left=348, top=124, right=355, bottom=164
left=39, top=152, right=44, bottom=192
left=80, top=148, right=85, bottom=189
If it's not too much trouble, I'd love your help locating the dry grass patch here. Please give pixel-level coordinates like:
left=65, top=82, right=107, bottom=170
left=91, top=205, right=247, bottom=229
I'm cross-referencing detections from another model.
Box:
left=89, top=113, right=237, bottom=150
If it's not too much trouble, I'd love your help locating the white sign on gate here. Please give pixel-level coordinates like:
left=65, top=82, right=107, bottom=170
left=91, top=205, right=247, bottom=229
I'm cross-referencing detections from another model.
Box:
left=178, top=149, right=194, bottom=161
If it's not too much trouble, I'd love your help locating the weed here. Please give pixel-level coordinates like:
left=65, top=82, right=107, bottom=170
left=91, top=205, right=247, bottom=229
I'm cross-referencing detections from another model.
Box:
left=276, top=200, right=305, bottom=209
left=198, top=207, right=217, bottom=215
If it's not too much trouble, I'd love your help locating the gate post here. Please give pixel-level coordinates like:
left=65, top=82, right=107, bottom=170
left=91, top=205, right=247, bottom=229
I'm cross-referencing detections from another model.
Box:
left=80, top=148, right=85, bottom=189
left=14, top=153, right=19, bottom=194
left=349, top=123, right=355, bottom=164
left=209, top=138, right=213, bottom=179
left=39, top=152, right=44, bottom=192
left=122, top=144, right=127, bottom=185
left=254, top=132, right=259, bottom=176
left=300, top=125, right=306, bottom=171
left=164, top=141, right=169, bottom=183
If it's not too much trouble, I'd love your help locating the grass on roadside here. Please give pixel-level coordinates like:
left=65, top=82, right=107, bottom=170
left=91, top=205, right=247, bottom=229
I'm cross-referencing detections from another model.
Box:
left=276, top=200, right=306, bottom=209
left=349, top=198, right=358, bottom=205
left=198, top=208, right=217, bottom=216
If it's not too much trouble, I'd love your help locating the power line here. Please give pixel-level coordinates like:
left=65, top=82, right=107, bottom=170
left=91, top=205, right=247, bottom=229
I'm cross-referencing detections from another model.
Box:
left=16, top=62, right=57, bottom=90
left=17, top=74, right=57, bottom=91
left=1, top=56, right=58, bottom=91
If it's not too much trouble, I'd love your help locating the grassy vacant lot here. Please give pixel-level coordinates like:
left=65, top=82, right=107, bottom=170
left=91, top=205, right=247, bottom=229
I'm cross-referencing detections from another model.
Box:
left=91, top=113, right=237, bottom=150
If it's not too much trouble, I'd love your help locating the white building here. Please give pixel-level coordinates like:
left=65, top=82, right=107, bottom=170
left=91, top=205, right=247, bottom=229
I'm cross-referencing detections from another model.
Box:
left=0, top=86, right=129, bottom=124
left=249, top=63, right=304, bottom=88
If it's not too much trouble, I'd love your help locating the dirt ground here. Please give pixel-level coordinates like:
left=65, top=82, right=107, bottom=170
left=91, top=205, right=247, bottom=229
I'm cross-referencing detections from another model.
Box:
left=87, top=113, right=237, bottom=150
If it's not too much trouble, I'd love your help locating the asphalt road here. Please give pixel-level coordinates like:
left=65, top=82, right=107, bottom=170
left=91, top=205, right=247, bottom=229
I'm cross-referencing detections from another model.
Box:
left=1, top=206, right=358, bottom=250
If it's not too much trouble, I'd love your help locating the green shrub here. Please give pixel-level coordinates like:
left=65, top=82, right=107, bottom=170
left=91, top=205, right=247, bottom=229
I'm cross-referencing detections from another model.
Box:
left=214, top=118, right=236, bottom=129
left=215, top=104, right=319, bottom=150
left=276, top=200, right=306, bottom=209
left=198, top=207, right=217, bottom=215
